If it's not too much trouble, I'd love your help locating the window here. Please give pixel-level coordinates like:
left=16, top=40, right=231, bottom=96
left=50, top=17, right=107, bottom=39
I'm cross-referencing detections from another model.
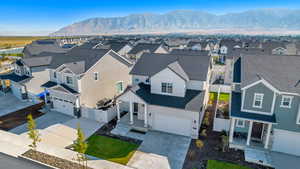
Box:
left=94, top=72, right=99, bottom=81
left=280, top=95, right=293, bottom=108
left=116, top=81, right=124, bottom=93
left=236, top=119, right=245, bottom=128
left=161, top=83, right=173, bottom=94
left=54, top=72, right=57, bottom=78
left=253, top=93, right=264, bottom=108
left=66, top=76, right=73, bottom=85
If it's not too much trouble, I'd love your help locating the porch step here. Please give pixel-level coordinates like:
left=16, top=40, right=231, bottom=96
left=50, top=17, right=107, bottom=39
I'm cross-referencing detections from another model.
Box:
left=132, top=126, right=148, bottom=133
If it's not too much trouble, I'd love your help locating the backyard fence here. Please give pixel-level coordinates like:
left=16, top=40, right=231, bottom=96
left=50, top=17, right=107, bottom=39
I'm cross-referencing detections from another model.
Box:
left=81, top=106, right=117, bottom=123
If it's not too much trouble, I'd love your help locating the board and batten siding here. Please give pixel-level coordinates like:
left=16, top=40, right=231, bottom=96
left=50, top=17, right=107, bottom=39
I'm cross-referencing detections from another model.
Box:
left=242, top=82, right=274, bottom=114
left=150, top=68, right=186, bottom=97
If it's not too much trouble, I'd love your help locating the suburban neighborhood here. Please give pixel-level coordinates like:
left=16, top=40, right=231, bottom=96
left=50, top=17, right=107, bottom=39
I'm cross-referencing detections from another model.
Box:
left=1, top=1, right=300, bottom=169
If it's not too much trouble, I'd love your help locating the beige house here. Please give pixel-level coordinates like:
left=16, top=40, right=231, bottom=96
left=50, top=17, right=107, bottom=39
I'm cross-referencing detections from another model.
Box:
left=41, top=45, right=133, bottom=117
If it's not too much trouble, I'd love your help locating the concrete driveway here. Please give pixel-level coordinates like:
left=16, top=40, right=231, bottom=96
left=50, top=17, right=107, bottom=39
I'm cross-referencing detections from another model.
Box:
left=271, top=152, right=300, bottom=169
left=128, top=131, right=191, bottom=169
left=10, top=111, right=73, bottom=134
left=0, top=93, right=36, bottom=117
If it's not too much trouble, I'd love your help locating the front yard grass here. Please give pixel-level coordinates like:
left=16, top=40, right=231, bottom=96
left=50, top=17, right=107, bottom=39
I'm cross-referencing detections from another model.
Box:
left=207, top=160, right=253, bottom=169
left=85, top=135, right=139, bottom=165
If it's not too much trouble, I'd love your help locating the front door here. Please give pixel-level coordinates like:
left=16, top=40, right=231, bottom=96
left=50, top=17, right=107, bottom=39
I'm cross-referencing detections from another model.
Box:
left=133, top=103, right=138, bottom=116
left=251, top=122, right=263, bottom=141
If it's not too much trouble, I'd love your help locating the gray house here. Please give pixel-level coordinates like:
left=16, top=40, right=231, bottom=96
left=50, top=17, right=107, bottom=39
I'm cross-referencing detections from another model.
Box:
left=230, top=53, right=300, bottom=158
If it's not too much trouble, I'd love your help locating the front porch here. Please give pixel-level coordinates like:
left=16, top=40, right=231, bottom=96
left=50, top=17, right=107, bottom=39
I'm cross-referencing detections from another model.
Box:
left=229, top=118, right=273, bottom=150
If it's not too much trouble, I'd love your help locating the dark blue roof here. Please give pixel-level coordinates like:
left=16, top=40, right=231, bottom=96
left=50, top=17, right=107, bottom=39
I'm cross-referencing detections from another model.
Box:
left=0, top=73, right=30, bottom=83
left=41, top=81, right=57, bottom=88
left=230, top=92, right=276, bottom=123
left=129, top=83, right=204, bottom=112
left=233, top=57, right=241, bottom=83
left=41, top=81, right=79, bottom=94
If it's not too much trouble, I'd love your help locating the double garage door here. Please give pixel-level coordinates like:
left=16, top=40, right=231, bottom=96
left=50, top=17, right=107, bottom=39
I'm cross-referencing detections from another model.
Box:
left=52, top=97, right=74, bottom=117
left=154, top=112, right=192, bottom=137
left=272, top=129, right=300, bottom=156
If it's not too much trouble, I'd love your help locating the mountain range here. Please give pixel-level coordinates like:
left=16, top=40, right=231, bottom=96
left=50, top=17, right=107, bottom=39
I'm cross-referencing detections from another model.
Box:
left=51, top=9, right=300, bottom=36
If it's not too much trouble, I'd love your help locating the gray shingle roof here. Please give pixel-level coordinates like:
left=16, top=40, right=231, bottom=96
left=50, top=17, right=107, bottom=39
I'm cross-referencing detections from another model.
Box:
left=23, top=40, right=69, bottom=58
left=22, top=56, right=52, bottom=67
left=170, top=49, right=209, bottom=56
left=128, top=43, right=161, bottom=55
left=128, top=83, right=204, bottom=112
left=130, top=53, right=211, bottom=81
left=241, top=54, right=300, bottom=94
left=41, top=81, right=79, bottom=94
left=0, top=73, right=30, bottom=83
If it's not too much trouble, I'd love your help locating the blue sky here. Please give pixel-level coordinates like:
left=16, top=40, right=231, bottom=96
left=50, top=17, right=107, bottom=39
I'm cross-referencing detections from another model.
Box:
left=1, top=0, right=300, bottom=35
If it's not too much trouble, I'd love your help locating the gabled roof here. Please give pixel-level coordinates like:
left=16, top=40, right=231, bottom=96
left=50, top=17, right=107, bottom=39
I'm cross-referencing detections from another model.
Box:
left=128, top=43, right=162, bottom=55
left=125, top=83, right=205, bottom=112
left=167, top=61, right=189, bottom=81
left=170, top=49, right=209, bottom=56
left=241, top=54, right=300, bottom=94
left=130, top=53, right=211, bottom=81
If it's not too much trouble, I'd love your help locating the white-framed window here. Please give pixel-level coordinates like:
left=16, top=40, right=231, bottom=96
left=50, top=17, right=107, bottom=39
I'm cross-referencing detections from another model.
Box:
left=161, top=82, right=173, bottom=94
left=253, top=93, right=264, bottom=108
left=116, top=81, right=124, bottom=93
left=66, top=76, right=73, bottom=85
left=236, top=119, right=245, bottom=128
left=280, top=95, right=293, bottom=108
left=94, top=72, right=99, bottom=81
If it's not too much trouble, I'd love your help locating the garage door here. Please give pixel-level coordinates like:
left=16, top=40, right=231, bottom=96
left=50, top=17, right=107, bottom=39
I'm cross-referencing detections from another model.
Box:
left=52, top=97, right=74, bottom=117
left=272, top=129, right=300, bottom=156
left=154, top=113, right=192, bottom=137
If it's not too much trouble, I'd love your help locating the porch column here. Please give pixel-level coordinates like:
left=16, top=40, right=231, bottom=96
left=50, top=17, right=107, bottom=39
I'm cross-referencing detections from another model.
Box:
left=144, top=104, right=148, bottom=127
left=264, top=123, right=272, bottom=149
left=247, top=121, right=253, bottom=146
left=116, top=101, right=120, bottom=122
left=229, top=118, right=235, bottom=143
left=75, top=97, right=80, bottom=109
left=129, top=101, right=133, bottom=124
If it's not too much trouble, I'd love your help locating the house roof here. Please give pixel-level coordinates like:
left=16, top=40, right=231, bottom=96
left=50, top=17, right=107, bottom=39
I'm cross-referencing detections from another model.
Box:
left=41, top=81, right=79, bottom=94
left=127, top=83, right=205, bottom=112
left=169, top=49, right=209, bottom=56
left=0, top=73, right=30, bottom=83
left=241, top=54, right=300, bottom=94
left=187, top=41, right=208, bottom=48
left=22, top=56, right=52, bottom=67
left=230, top=92, right=276, bottom=123
left=130, top=53, right=211, bottom=81
left=128, top=43, right=162, bottom=55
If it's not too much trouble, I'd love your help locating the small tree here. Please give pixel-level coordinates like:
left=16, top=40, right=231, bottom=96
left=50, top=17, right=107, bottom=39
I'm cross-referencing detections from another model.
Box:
left=27, top=114, right=41, bottom=152
left=73, top=124, right=88, bottom=169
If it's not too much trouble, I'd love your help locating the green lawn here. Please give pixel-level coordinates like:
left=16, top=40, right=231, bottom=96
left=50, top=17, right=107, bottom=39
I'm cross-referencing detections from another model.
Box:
left=209, top=92, right=230, bottom=102
left=207, top=160, right=253, bottom=169
left=85, top=135, right=139, bottom=165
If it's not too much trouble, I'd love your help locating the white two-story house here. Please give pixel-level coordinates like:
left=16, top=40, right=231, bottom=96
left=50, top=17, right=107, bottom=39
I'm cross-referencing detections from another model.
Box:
left=116, top=52, right=212, bottom=138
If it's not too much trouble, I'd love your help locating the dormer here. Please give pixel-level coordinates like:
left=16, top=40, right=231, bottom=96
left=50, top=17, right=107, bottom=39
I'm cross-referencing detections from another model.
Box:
left=14, top=59, right=31, bottom=77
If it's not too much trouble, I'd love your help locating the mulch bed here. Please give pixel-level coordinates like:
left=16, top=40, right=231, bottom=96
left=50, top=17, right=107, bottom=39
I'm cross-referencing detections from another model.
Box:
left=23, top=149, right=93, bottom=169
left=182, top=102, right=273, bottom=169
left=0, top=102, right=45, bottom=130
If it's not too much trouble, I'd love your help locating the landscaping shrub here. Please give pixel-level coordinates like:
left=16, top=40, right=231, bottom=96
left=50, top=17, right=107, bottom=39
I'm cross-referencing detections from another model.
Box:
left=195, top=139, right=204, bottom=149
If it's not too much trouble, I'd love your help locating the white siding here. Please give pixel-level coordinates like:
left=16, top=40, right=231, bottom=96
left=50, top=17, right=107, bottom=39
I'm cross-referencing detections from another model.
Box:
left=150, top=68, right=186, bottom=97
left=49, top=69, right=79, bottom=92
left=118, top=45, right=132, bottom=56
left=272, top=129, right=300, bottom=156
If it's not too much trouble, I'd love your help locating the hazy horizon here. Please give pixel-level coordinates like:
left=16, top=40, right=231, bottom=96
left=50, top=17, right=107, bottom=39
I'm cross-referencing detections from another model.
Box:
left=1, top=0, right=300, bottom=36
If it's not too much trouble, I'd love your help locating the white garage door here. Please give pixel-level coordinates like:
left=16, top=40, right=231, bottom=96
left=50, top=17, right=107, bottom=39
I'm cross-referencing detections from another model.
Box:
left=52, top=97, right=74, bottom=116
left=154, top=113, right=192, bottom=137
left=272, top=129, right=300, bottom=156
